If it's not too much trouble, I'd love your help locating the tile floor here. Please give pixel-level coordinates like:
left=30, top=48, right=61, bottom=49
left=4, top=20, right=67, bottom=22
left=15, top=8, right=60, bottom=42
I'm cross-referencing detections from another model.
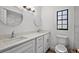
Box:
left=46, top=48, right=79, bottom=53
left=46, top=48, right=55, bottom=53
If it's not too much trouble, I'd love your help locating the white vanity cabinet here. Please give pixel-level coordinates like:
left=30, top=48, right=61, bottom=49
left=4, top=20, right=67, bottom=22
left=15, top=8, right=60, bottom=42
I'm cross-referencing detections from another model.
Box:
left=4, top=39, right=35, bottom=53
left=44, top=34, right=49, bottom=52
left=1, top=32, right=50, bottom=53
left=36, top=36, right=44, bottom=53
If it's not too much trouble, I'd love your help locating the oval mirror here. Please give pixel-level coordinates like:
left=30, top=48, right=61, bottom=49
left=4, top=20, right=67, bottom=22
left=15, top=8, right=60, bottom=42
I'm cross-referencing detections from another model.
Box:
left=0, top=8, right=23, bottom=26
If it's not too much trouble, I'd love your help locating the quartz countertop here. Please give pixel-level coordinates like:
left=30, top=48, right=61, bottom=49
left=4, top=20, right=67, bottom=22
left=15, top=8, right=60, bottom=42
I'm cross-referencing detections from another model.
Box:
left=0, top=31, right=49, bottom=52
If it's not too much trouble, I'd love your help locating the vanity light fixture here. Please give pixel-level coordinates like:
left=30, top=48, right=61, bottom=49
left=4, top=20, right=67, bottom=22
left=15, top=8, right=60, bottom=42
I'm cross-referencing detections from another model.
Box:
left=26, top=6, right=31, bottom=11
left=22, top=6, right=35, bottom=12
left=22, top=6, right=26, bottom=9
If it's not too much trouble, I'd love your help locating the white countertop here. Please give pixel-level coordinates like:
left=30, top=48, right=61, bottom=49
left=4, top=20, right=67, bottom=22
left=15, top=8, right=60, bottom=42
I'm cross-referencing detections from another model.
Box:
left=0, top=31, right=49, bottom=52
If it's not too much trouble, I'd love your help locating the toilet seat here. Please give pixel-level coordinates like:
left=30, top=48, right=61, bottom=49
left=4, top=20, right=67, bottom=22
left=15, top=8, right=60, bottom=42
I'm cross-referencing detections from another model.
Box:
left=55, top=44, right=68, bottom=53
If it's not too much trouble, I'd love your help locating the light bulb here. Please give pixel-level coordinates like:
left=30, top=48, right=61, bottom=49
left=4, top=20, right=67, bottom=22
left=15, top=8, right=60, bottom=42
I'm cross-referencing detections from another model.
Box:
left=31, top=8, right=35, bottom=12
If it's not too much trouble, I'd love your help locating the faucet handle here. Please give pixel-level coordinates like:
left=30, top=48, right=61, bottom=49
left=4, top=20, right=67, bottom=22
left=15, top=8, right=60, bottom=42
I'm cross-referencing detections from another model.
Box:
left=11, top=31, right=15, bottom=38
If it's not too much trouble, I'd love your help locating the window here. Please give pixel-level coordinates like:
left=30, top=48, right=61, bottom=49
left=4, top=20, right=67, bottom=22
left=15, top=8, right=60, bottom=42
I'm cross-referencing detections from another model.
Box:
left=57, top=9, right=68, bottom=30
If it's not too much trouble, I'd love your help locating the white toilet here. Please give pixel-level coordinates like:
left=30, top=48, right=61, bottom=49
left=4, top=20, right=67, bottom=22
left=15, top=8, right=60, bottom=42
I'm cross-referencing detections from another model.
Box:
left=55, top=35, right=68, bottom=53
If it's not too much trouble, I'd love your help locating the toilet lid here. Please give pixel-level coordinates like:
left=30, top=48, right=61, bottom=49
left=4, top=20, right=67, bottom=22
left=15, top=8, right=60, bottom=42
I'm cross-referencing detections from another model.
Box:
left=55, top=44, right=67, bottom=53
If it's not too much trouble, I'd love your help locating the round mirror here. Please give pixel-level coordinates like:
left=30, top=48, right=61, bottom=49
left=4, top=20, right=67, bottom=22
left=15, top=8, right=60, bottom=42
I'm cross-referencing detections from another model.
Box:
left=0, top=8, right=23, bottom=26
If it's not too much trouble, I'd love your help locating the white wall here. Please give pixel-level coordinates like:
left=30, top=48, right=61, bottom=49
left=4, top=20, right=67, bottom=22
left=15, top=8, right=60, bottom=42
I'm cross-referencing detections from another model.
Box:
left=41, top=6, right=74, bottom=49
left=74, top=7, right=79, bottom=48
left=41, top=7, right=54, bottom=48
left=0, top=6, right=41, bottom=35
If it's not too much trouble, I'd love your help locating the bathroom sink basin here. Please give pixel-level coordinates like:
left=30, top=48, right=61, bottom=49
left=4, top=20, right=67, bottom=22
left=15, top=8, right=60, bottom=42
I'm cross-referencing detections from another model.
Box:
left=0, top=36, right=28, bottom=50
left=0, top=36, right=28, bottom=45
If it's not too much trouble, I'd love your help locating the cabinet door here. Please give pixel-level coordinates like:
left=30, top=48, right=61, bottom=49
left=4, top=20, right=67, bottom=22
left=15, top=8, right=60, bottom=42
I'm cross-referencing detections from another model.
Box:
left=4, top=39, right=35, bottom=53
left=44, top=34, right=49, bottom=52
left=36, top=36, right=44, bottom=53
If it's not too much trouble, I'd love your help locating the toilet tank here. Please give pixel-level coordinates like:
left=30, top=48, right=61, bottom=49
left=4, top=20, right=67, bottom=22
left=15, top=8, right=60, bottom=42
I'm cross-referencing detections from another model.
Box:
left=56, top=35, right=69, bottom=46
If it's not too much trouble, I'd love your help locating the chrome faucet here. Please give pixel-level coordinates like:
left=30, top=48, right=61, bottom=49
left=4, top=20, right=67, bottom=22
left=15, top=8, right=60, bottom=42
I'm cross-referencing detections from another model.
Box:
left=11, top=31, right=15, bottom=38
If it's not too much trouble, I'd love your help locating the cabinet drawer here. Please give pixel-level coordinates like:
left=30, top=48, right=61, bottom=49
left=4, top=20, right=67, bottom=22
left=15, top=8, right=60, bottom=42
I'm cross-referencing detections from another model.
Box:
left=37, top=36, right=43, bottom=46
left=37, top=47, right=43, bottom=53
left=4, top=40, right=35, bottom=53
left=44, top=34, right=49, bottom=40
left=37, top=36, right=43, bottom=42
left=37, top=43, right=43, bottom=49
